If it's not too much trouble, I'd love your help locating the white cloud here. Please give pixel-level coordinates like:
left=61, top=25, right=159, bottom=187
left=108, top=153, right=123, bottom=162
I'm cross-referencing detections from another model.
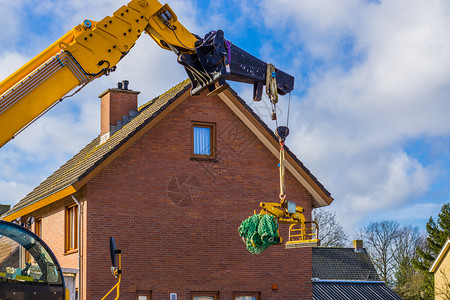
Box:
left=0, top=2, right=25, bottom=48
left=0, top=180, right=33, bottom=207
left=257, top=0, right=363, bottom=61
left=0, top=52, right=29, bottom=81
left=385, top=202, right=442, bottom=223
left=344, top=151, right=432, bottom=212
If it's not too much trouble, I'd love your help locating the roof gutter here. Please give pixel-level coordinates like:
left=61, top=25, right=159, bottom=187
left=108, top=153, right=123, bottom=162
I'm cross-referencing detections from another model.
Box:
left=2, top=185, right=76, bottom=221
left=311, top=279, right=386, bottom=284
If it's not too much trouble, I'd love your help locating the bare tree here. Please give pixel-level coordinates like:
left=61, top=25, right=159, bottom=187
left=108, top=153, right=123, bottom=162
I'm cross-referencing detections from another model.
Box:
left=358, top=220, right=400, bottom=286
left=394, top=225, right=424, bottom=267
left=393, top=227, right=427, bottom=299
left=312, top=207, right=349, bottom=247
left=358, top=220, right=429, bottom=295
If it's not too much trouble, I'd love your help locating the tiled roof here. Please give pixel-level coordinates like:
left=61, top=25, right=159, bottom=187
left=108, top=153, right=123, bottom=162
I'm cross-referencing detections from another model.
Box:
left=313, top=281, right=403, bottom=300
left=4, top=79, right=331, bottom=218
left=312, top=247, right=380, bottom=281
left=5, top=80, right=191, bottom=216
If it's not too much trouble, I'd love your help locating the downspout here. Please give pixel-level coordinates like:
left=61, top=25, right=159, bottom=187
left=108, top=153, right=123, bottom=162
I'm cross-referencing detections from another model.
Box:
left=71, top=194, right=82, bottom=300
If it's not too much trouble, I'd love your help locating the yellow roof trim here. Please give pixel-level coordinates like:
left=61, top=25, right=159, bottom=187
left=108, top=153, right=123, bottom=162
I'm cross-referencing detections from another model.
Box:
left=3, top=185, right=76, bottom=222
left=430, top=238, right=450, bottom=273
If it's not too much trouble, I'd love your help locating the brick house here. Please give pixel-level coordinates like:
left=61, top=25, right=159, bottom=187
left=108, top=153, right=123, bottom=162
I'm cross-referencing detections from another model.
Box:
left=2, top=80, right=332, bottom=300
left=430, top=238, right=450, bottom=299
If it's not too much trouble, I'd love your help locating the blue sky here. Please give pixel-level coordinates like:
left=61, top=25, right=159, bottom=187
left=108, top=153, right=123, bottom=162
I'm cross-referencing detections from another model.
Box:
left=1, top=0, right=449, bottom=239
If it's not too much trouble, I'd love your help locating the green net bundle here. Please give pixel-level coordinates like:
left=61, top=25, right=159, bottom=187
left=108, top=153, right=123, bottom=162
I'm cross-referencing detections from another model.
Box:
left=238, top=214, right=281, bottom=254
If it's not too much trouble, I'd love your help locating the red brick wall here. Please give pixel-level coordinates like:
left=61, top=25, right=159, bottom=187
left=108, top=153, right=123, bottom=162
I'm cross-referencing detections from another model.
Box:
left=84, top=93, right=314, bottom=299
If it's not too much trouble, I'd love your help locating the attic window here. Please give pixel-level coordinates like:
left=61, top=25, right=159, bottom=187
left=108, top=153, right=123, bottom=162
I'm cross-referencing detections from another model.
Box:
left=192, top=122, right=216, bottom=159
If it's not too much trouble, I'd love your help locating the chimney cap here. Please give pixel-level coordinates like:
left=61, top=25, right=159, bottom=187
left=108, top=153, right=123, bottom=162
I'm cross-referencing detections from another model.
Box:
left=98, top=81, right=140, bottom=98
left=122, top=80, right=129, bottom=90
left=116, top=80, right=129, bottom=90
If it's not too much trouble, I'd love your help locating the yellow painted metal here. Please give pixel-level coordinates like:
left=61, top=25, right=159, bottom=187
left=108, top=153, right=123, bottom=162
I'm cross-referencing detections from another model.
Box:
left=0, top=0, right=198, bottom=148
left=142, top=3, right=197, bottom=52
left=260, top=201, right=319, bottom=248
left=15, top=275, right=33, bottom=282
left=66, top=288, right=71, bottom=300
left=260, top=202, right=305, bottom=224
left=64, top=0, right=197, bottom=75
left=3, top=185, right=77, bottom=221
left=0, top=29, right=79, bottom=97
left=0, top=66, right=83, bottom=147
left=101, top=252, right=122, bottom=300
left=285, top=221, right=319, bottom=249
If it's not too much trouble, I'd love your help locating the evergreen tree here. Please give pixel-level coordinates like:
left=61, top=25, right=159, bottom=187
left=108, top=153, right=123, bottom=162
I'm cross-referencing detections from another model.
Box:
left=413, top=202, right=450, bottom=298
left=415, top=203, right=450, bottom=270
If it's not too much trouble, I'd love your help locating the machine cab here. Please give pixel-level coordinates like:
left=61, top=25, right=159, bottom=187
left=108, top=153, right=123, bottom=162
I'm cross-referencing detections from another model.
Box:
left=0, top=220, right=66, bottom=300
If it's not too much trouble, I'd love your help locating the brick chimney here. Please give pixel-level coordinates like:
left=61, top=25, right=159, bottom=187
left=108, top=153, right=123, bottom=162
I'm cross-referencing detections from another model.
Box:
left=353, top=240, right=365, bottom=253
left=98, top=80, right=139, bottom=143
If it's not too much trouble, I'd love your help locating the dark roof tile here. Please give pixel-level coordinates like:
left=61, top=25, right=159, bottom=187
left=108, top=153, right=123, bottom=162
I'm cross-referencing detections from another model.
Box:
left=313, top=281, right=403, bottom=300
left=312, top=247, right=380, bottom=281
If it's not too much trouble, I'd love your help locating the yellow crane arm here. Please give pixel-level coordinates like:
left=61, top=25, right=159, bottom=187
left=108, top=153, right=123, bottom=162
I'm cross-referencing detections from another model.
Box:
left=0, top=0, right=196, bottom=148
left=0, top=0, right=294, bottom=148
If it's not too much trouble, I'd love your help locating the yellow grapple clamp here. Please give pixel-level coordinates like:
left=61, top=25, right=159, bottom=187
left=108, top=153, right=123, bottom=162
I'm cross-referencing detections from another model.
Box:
left=260, top=202, right=319, bottom=249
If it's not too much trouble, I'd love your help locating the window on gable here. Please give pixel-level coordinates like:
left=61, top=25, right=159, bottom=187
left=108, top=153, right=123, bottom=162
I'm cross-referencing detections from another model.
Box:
left=65, top=204, right=78, bottom=252
left=192, top=122, right=216, bottom=159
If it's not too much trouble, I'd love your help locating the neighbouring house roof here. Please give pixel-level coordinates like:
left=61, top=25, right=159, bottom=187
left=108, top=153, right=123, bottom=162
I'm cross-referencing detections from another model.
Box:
left=313, top=281, right=403, bottom=300
left=312, top=247, right=402, bottom=300
left=312, top=247, right=380, bottom=281
left=2, top=80, right=333, bottom=221
left=430, top=238, right=450, bottom=273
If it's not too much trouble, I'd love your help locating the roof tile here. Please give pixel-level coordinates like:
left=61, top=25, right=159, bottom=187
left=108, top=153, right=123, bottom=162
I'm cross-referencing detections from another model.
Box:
left=312, top=247, right=380, bottom=281
left=313, top=281, right=403, bottom=300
